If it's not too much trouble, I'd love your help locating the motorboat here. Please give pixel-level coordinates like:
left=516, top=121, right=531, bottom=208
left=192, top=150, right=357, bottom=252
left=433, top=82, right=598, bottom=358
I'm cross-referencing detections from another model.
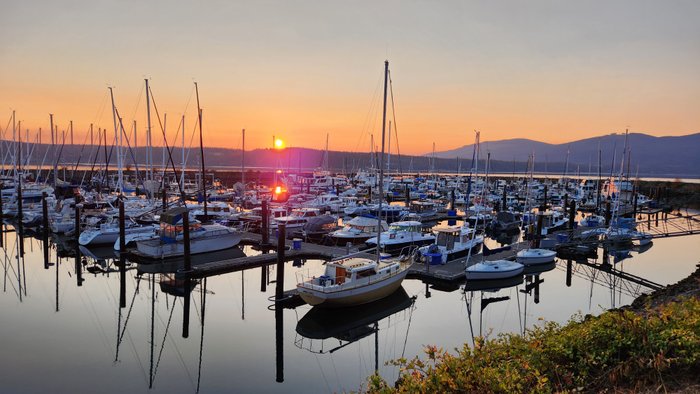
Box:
left=79, top=220, right=158, bottom=246
left=465, top=260, right=524, bottom=280
left=296, top=256, right=410, bottom=308
left=417, top=224, right=483, bottom=264
left=326, top=216, right=388, bottom=245
left=134, top=207, right=241, bottom=259
left=365, top=220, right=435, bottom=254
left=271, top=208, right=320, bottom=230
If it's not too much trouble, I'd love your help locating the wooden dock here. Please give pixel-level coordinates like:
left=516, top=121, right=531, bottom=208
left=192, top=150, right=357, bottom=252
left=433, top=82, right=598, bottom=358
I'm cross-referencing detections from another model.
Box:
left=185, top=232, right=374, bottom=279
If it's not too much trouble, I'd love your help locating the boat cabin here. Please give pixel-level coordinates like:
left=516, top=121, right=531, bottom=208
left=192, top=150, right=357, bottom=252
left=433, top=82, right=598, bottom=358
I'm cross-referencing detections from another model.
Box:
left=159, top=207, right=199, bottom=243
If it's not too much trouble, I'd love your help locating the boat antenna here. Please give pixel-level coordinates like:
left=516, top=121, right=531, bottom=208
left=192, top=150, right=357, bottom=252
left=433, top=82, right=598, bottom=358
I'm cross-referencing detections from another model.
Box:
left=376, top=60, right=389, bottom=263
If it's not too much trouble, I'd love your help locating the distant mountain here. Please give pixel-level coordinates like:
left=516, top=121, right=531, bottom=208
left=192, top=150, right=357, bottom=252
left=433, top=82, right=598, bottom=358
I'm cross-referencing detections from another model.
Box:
left=3, top=132, right=698, bottom=179
left=431, top=133, right=700, bottom=177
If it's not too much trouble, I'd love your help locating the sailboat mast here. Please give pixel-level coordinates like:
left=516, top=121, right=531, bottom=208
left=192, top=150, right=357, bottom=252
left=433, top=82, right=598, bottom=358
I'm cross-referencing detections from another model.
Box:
left=108, top=87, right=121, bottom=193
left=241, top=129, right=245, bottom=186
left=376, top=60, right=389, bottom=263
left=50, top=114, right=56, bottom=187
left=181, top=115, right=186, bottom=187
left=194, top=82, right=207, bottom=218
left=145, top=79, right=152, bottom=183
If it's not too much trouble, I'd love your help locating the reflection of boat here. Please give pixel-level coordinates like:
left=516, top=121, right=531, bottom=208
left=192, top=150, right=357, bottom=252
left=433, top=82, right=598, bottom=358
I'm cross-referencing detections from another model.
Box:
left=296, top=256, right=410, bottom=307
left=463, top=274, right=523, bottom=292
left=79, top=244, right=119, bottom=260
left=296, top=287, right=413, bottom=344
left=159, top=274, right=199, bottom=297
left=523, top=261, right=556, bottom=275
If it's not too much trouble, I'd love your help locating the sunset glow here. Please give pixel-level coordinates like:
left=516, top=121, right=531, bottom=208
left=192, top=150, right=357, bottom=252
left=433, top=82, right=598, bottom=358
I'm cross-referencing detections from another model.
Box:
left=0, top=1, right=698, bottom=155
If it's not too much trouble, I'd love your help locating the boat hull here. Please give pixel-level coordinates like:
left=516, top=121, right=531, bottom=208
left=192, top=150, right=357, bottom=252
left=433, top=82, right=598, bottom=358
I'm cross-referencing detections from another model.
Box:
left=135, top=231, right=241, bottom=259
left=297, top=269, right=408, bottom=308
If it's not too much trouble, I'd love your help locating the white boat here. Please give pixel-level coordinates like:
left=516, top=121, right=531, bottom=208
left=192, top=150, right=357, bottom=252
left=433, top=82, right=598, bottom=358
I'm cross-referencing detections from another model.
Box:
left=327, top=216, right=388, bottom=245
left=135, top=207, right=241, bottom=259
left=271, top=208, right=320, bottom=230
left=296, top=256, right=409, bottom=308
left=365, top=220, right=435, bottom=254
left=580, top=214, right=605, bottom=228
left=417, top=224, right=483, bottom=264
left=466, top=260, right=524, bottom=280
left=516, top=248, right=556, bottom=265
left=79, top=222, right=158, bottom=246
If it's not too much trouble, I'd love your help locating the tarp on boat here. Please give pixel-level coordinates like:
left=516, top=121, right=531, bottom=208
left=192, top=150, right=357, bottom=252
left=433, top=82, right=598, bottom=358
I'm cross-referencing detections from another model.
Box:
left=160, top=207, right=188, bottom=225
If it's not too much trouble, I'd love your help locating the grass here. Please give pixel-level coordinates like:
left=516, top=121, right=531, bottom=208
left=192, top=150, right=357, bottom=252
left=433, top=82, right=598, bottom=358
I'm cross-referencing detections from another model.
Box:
left=366, top=296, right=700, bottom=393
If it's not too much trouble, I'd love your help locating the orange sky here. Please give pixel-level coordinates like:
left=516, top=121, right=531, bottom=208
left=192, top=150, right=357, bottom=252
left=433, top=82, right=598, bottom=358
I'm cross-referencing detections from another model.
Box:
left=1, top=1, right=698, bottom=155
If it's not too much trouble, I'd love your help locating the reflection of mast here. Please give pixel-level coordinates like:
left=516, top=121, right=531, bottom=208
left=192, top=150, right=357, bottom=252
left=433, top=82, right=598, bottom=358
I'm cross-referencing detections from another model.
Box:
left=115, top=277, right=142, bottom=362
left=149, top=275, right=155, bottom=389
left=196, top=278, right=207, bottom=393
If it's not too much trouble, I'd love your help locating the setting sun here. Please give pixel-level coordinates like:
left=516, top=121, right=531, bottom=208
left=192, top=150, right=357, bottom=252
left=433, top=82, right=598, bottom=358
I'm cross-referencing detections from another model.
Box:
left=274, top=138, right=285, bottom=149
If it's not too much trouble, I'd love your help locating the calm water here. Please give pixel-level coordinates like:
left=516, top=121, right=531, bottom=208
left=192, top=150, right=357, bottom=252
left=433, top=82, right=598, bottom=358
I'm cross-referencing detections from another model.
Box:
left=1, top=226, right=698, bottom=393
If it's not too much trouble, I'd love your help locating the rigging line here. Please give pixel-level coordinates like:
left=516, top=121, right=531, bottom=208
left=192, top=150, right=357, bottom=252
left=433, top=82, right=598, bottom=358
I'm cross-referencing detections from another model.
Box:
left=90, top=90, right=109, bottom=130
left=400, top=299, right=416, bottom=359
left=117, top=276, right=142, bottom=346
left=388, top=70, right=402, bottom=174
left=147, top=85, right=185, bottom=200
left=113, top=107, right=143, bottom=187
left=153, top=294, right=176, bottom=380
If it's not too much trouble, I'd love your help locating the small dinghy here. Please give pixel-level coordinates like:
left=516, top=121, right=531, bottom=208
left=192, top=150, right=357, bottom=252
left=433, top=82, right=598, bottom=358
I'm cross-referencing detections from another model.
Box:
left=466, top=259, right=524, bottom=280
left=516, top=248, right=556, bottom=265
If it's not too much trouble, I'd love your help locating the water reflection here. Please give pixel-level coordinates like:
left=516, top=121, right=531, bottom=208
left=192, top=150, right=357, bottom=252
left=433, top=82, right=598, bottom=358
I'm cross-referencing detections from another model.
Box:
left=0, top=224, right=698, bottom=393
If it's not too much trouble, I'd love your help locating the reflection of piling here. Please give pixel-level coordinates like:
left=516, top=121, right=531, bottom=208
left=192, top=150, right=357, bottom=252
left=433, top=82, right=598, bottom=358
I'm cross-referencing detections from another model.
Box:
left=260, top=266, right=267, bottom=292
left=275, top=223, right=286, bottom=383
left=261, top=200, right=270, bottom=246
left=75, top=246, right=83, bottom=287
left=183, top=278, right=191, bottom=338
left=183, top=210, right=192, bottom=272
left=119, top=198, right=126, bottom=308
left=275, top=297, right=284, bottom=383
left=566, top=259, right=572, bottom=287
left=182, top=208, right=192, bottom=338
left=0, top=185, right=4, bottom=249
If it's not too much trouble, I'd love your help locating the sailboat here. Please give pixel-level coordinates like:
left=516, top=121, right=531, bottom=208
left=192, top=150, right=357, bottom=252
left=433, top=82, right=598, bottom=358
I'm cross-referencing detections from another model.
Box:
left=296, top=61, right=410, bottom=308
left=516, top=154, right=556, bottom=266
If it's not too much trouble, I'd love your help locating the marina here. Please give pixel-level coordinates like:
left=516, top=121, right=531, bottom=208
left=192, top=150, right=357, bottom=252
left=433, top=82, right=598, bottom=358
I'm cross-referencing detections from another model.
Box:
left=2, top=2, right=700, bottom=391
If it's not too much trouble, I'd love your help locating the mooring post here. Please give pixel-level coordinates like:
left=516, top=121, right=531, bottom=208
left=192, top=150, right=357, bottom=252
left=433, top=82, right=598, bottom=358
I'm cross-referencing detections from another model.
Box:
left=404, top=185, right=410, bottom=208
left=633, top=187, right=638, bottom=218
left=162, top=184, right=167, bottom=212
left=368, top=186, right=372, bottom=203
left=119, top=198, right=126, bottom=308
left=563, top=193, right=568, bottom=214
left=183, top=209, right=192, bottom=272
left=450, top=189, right=456, bottom=211
left=655, top=212, right=659, bottom=227
left=276, top=224, right=286, bottom=300
left=542, top=185, right=548, bottom=211
left=261, top=199, right=270, bottom=246
left=502, top=187, right=507, bottom=212
left=74, top=203, right=81, bottom=240
left=605, top=201, right=611, bottom=226
left=535, top=214, right=544, bottom=248
left=17, top=178, right=24, bottom=256
left=568, top=200, right=576, bottom=230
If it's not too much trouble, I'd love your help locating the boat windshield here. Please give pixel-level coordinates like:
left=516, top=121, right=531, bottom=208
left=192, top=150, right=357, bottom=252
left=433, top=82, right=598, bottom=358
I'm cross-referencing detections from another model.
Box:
left=436, top=231, right=457, bottom=249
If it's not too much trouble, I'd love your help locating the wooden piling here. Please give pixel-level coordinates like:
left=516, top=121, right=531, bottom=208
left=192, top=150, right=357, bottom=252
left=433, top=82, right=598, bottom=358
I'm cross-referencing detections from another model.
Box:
left=275, top=224, right=286, bottom=300
left=74, top=203, right=81, bottom=240
left=568, top=200, right=576, bottom=230
left=261, top=199, right=270, bottom=246
left=535, top=214, right=544, bottom=248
